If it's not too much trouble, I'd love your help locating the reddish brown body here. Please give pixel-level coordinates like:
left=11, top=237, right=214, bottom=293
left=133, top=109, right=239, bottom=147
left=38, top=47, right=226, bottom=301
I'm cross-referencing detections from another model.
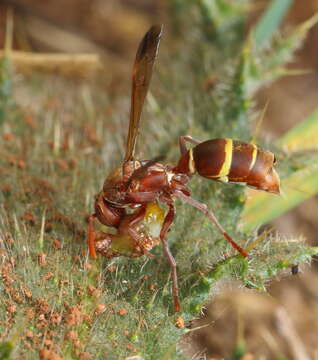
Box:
left=87, top=25, right=280, bottom=313
left=175, top=139, right=280, bottom=194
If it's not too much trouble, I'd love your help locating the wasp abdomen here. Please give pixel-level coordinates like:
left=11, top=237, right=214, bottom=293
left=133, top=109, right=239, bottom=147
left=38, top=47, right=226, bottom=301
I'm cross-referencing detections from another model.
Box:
left=192, top=138, right=233, bottom=181
left=177, top=138, right=280, bottom=194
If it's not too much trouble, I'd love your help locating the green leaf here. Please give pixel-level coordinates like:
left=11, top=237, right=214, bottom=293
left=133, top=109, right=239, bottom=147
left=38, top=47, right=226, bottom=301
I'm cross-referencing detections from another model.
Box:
left=241, top=107, right=318, bottom=232
left=240, top=163, right=318, bottom=232
left=277, top=108, right=318, bottom=152
left=254, top=0, right=294, bottom=49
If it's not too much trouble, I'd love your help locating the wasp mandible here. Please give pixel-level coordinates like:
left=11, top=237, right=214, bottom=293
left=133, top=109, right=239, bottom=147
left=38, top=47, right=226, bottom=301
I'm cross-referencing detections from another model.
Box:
left=87, top=25, right=280, bottom=312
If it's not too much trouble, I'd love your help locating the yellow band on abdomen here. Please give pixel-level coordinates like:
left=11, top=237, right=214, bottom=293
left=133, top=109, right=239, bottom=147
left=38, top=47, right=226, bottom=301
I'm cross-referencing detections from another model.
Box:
left=249, top=143, right=258, bottom=171
left=218, top=138, right=233, bottom=178
left=188, top=148, right=196, bottom=174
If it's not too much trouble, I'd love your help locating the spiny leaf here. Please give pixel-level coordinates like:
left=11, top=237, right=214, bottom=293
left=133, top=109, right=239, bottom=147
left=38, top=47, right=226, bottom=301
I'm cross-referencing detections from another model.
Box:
left=198, top=0, right=247, bottom=28
left=260, top=12, right=318, bottom=71
left=240, top=13, right=318, bottom=95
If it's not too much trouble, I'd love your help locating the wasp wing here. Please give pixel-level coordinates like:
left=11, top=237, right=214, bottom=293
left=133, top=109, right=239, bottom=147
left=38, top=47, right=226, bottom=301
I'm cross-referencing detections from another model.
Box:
left=124, top=25, right=163, bottom=162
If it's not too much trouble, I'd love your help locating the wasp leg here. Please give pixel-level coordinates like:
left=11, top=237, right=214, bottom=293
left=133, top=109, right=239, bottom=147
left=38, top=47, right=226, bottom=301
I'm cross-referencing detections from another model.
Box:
left=174, top=190, right=248, bottom=257
left=159, top=202, right=180, bottom=312
left=179, top=135, right=201, bottom=155
left=88, top=214, right=97, bottom=259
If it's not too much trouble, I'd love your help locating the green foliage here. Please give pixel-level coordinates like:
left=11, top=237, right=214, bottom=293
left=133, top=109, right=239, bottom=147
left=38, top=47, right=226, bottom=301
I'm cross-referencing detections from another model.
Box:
left=197, top=0, right=248, bottom=45
left=235, top=13, right=318, bottom=98
left=0, top=2, right=317, bottom=359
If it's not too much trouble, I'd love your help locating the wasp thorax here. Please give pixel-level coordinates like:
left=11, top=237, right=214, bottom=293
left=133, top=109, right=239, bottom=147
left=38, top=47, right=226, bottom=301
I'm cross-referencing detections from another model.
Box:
left=103, top=161, right=141, bottom=191
left=101, top=161, right=142, bottom=205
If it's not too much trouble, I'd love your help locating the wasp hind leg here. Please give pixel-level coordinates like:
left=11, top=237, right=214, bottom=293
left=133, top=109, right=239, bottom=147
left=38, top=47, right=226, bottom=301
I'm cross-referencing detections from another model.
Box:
left=174, top=190, right=248, bottom=257
left=159, top=202, right=181, bottom=312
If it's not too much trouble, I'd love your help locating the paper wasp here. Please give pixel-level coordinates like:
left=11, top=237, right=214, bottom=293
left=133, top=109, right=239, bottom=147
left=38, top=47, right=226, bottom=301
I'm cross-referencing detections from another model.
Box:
left=87, top=25, right=280, bottom=312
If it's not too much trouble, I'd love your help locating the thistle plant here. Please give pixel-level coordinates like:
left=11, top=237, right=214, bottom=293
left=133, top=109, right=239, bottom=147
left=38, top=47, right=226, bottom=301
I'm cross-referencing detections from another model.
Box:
left=0, top=1, right=317, bottom=359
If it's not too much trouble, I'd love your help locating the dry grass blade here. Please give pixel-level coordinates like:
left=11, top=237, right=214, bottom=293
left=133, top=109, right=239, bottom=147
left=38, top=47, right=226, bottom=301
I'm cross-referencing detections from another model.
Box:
left=275, top=307, right=310, bottom=360
left=0, top=50, right=102, bottom=76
